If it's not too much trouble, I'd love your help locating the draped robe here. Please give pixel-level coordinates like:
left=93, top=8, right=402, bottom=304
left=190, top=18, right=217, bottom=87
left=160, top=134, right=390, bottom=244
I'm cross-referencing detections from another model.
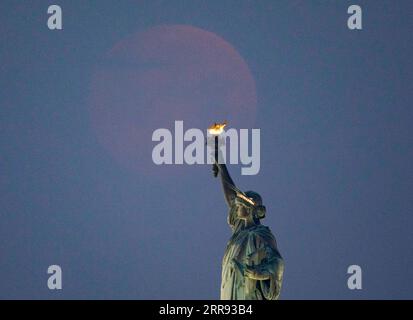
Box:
left=220, top=205, right=284, bottom=300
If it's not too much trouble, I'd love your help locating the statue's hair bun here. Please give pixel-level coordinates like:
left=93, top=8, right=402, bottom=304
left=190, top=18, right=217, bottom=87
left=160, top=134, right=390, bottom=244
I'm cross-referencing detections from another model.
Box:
left=255, top=205, right=266, bottom=219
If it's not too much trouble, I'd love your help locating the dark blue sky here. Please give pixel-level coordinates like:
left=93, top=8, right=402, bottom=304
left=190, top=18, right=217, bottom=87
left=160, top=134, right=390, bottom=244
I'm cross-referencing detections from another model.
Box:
left=1, top=0, right=412, bottom=299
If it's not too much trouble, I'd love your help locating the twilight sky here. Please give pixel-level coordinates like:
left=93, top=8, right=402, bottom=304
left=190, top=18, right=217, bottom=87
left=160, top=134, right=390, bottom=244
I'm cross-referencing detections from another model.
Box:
left=1, top=0, right=412, bottom=299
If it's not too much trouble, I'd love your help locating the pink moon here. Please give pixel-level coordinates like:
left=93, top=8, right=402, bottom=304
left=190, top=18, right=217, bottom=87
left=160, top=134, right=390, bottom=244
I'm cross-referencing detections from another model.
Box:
left=89, top=25, right=257, bottom=176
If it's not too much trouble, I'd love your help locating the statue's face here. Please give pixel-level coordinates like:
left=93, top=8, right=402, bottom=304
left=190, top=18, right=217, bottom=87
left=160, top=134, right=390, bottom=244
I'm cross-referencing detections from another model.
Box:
left=236, top=205, right=250, bottom=220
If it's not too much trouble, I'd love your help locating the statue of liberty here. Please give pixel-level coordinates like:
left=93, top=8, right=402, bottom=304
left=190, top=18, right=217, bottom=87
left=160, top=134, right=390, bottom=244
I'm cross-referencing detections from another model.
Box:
left=212, top=150, right=284, bottom=300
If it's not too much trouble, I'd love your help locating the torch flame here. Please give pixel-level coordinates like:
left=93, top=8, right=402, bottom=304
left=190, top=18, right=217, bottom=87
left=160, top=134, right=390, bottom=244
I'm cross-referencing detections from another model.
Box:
left=208, top=121, right=227, bottom=135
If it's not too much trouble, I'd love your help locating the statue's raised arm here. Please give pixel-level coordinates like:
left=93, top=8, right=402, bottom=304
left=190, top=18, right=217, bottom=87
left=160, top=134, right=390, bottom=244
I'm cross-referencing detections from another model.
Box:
left=208, top=121, right=236, bottom=207
left=213, top=160, right=237, bottom=207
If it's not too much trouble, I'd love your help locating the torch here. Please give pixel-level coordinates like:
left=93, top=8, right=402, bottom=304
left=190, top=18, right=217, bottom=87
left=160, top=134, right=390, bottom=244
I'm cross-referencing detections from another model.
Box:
left=207, top=121, right=258, bottom=208
left=207, top=121, right=227, bottom=177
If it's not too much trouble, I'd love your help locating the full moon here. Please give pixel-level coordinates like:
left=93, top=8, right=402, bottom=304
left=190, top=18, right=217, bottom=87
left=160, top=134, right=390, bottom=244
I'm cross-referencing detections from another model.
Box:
left=89, top=25, right=257, bottom=175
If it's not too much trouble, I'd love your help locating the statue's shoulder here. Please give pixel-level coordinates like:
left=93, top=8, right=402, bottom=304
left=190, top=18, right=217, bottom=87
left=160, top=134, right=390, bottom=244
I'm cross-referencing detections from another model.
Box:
left=254, top=224, right=272, bottom=233
left=248, top=224, right=273, bottom=239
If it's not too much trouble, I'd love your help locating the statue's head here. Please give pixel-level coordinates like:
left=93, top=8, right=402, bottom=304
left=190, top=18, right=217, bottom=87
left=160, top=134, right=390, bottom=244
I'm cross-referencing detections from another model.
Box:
left=235, top=191, right=266, bottom=222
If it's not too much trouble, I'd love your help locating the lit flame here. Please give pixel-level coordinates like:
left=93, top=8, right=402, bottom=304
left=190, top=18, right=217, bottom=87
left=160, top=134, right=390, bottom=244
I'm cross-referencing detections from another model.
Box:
left=208, top=121, right=227, bottom=135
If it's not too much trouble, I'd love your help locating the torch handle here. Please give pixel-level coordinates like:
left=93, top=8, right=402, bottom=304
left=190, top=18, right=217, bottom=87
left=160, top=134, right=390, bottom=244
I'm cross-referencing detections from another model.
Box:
left=214, top=135, right=219, bottom=162
left=213, top=135, right=219, bottom=177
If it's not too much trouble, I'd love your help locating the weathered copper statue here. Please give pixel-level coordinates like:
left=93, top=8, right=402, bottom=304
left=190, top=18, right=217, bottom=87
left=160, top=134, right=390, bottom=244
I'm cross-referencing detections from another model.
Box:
left=212, top=157, right=284, bottom=300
